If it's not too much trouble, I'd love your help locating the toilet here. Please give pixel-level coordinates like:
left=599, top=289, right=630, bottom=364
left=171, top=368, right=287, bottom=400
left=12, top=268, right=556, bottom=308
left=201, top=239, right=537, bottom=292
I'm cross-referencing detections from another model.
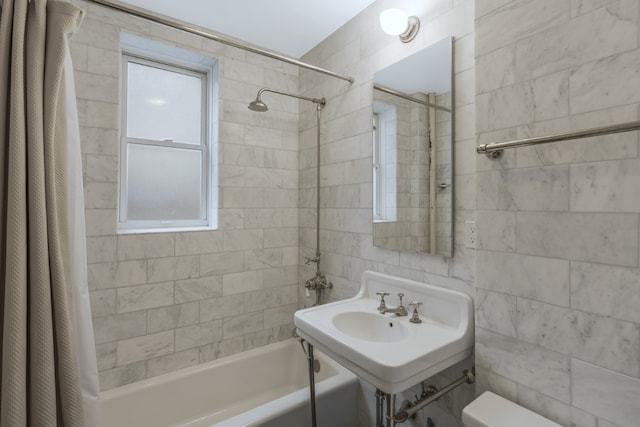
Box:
left=462, top=391, right=561, bottom=427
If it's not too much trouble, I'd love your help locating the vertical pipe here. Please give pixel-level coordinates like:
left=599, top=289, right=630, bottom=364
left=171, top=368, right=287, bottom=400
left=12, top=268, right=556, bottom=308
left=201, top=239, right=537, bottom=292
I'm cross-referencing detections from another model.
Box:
left=386, top=393, right=396, bottom=427
left=307, top=343, right=318, bottom=427
left=375, top=389, right=386, bottom=427
left=315, top=104, right=321, bottom=273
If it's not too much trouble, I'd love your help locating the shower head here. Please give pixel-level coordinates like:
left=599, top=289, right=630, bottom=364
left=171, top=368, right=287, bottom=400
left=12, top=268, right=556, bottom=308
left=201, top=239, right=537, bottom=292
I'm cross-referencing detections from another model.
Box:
left=247, top=87, right=325, bottom=113
left=248, top=97, right=268, bottom=112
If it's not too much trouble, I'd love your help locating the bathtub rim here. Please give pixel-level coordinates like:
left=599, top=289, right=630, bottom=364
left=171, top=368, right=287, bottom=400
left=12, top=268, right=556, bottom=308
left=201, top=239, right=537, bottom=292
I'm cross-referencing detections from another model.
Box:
left=100, top=337, right=358, bottom=426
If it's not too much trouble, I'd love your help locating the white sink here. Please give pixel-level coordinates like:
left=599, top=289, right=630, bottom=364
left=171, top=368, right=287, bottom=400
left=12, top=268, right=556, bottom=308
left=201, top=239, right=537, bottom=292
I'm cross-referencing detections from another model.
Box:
left=294, top=271, right=474, bottom=394
left=332, top=312, right=409, bottom=343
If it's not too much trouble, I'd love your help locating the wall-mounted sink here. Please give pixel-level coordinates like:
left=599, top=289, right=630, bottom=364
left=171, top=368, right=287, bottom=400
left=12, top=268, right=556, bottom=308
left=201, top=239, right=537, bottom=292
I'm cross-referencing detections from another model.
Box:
left=294, top=271, right=474, bottom=394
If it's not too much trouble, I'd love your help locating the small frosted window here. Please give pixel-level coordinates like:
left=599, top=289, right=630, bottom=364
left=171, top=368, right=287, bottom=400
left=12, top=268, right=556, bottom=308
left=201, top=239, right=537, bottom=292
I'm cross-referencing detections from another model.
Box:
left=126, top=144, right=203, bottom=221
left=126, top=61, right=203, bottom=144
left=119, top=50, right=216, bottom=233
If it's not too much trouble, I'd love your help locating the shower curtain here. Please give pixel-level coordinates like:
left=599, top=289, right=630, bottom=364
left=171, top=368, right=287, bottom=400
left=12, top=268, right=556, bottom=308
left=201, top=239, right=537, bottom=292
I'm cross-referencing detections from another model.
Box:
left=0, top=0, right=100, bottom=425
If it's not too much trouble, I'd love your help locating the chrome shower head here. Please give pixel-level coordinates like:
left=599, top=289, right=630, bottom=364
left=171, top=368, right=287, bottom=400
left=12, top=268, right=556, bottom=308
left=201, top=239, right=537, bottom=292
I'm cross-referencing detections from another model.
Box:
left=248, top=87, right=326, bottom=114
left=248, top=97, right=268, bottom=112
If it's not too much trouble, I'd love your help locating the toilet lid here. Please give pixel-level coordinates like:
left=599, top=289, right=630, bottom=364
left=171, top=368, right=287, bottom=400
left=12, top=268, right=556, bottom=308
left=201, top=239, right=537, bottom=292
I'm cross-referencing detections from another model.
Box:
left=462, top=392, right=561, bottom=427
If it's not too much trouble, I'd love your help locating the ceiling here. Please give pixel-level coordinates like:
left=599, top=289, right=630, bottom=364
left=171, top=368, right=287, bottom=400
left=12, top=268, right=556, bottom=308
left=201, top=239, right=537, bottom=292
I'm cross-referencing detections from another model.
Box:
left=118, top=0, right=377, bottom=58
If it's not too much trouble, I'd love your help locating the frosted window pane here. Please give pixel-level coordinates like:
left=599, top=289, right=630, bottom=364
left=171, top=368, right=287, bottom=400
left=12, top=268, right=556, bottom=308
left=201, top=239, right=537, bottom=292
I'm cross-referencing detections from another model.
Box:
left=126, top=144, right=202, bottom=221
left=127, top=62, right=203, bottom=144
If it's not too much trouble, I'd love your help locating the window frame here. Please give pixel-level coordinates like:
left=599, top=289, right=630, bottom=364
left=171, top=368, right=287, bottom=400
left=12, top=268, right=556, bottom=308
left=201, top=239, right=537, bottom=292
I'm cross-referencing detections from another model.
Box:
left=118, top=53, right=215, bottom=233
left=372, top=103, right=397, bottom=223
left=373, top=112, right=385, bottom=221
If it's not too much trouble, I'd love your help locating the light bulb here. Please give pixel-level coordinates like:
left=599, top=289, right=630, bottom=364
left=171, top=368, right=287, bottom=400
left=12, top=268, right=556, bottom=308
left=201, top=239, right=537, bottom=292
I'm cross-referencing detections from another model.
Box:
left=379, top=8, right=409, bottom=36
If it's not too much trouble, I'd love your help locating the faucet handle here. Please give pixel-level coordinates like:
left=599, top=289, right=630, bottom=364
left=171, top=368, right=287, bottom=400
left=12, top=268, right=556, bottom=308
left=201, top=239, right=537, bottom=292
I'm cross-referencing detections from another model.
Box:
left=376, top=292, right=389, bottom=312
left=409, top=301, right=423, bottom=324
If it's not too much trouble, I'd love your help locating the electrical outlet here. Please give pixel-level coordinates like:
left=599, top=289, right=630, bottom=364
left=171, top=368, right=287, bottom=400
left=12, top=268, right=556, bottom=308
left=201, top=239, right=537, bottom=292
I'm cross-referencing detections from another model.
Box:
left=465, top=221, right=476, bottom=248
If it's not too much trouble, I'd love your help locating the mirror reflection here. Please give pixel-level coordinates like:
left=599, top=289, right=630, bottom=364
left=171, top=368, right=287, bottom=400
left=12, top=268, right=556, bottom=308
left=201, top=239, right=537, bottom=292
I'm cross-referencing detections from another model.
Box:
left=372, top=37, right=453, bottom=256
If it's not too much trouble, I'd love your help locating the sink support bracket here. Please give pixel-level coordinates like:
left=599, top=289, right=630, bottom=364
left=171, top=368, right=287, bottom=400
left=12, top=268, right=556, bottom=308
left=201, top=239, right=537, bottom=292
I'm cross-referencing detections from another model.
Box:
left=392, top=367, right=475, bottom=424
left=375, top=389, right=386, bottom=427
left=385, top=393, right=396, bottom=427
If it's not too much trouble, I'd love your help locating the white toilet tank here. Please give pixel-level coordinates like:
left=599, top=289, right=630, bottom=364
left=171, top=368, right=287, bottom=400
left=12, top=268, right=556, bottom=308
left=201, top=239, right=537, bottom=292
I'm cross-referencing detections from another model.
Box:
left=462, top=391, right=561, bottom=427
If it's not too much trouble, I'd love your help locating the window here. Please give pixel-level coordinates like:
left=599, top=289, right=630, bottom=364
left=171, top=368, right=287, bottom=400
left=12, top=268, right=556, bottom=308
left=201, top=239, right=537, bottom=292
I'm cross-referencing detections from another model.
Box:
left=372, top=101, right=397, bottom=222
left=373, top=113, right=383, bottom=219
left=119, top=50, right=217, bottom=233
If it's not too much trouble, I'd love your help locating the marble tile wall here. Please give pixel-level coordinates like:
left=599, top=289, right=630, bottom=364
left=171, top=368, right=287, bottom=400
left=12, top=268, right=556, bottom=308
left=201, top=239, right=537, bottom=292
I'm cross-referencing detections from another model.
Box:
left=71, top=0, right=299, bottom=390
left=299, top=0, right=476, bottom=425
left=475, top=1, right=640, bottom=426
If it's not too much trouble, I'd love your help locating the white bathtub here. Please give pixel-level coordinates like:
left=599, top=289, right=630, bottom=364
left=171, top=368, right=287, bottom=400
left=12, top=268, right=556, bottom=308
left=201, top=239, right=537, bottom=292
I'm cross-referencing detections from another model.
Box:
left=100, top=339, right=359, bottom=427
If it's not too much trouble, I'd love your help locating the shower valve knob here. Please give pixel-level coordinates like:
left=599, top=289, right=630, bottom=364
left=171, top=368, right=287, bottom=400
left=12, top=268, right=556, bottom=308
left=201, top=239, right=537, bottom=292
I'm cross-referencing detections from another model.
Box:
left=305, top=256, right=320, bottom=265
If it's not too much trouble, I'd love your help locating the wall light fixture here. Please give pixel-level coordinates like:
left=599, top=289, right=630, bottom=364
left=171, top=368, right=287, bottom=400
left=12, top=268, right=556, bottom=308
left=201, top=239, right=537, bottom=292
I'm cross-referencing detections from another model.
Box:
left=379, top=8, right=420, bottom=43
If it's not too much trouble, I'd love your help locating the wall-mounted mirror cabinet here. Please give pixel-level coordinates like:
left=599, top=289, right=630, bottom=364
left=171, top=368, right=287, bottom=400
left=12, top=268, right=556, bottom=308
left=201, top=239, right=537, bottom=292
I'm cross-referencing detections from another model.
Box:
left=372, top=37, right=453, bottom=256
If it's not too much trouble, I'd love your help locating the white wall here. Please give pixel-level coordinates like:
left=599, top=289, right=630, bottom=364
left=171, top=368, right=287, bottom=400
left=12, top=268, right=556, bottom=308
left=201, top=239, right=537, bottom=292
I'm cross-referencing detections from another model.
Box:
left=475, top=1, right=640, bottom=426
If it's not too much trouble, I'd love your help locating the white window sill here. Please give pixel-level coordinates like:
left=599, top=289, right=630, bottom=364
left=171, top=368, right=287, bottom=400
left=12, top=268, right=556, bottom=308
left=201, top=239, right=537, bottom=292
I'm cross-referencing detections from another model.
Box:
left=117, top=225, right=217, bottom=235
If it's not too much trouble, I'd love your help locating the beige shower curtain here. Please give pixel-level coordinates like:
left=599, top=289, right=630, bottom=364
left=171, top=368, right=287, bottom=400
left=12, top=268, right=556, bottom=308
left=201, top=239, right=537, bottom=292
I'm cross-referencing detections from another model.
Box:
left=0, top=0, right=87, bottom=425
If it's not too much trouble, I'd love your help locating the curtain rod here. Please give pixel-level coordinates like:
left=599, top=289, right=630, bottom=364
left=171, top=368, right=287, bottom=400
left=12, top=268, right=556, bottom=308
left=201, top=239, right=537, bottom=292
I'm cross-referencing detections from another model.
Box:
left=477, top=120, right=640, bottom=159
left=373, top=84, right=451, bottom=112
left=86, top=0, right=355, bottom=84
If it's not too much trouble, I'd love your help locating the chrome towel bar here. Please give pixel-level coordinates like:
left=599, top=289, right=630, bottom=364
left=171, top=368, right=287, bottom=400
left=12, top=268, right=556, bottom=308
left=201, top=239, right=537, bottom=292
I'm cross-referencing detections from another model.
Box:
left=477, top=120, right=640, bottom=159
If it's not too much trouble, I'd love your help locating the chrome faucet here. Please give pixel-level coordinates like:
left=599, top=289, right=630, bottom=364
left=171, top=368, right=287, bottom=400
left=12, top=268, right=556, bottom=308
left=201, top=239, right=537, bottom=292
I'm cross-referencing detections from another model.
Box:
left=305, top=271, right=333, bottom=306
left=409, top=301, right=423, bottom=323
left=376, top=292, right=408, bottom=316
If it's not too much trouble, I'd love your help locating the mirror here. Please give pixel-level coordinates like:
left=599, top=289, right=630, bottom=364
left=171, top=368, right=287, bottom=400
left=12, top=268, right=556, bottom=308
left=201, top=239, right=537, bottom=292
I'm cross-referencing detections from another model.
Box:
left=372, top=37, right=453, bottom=256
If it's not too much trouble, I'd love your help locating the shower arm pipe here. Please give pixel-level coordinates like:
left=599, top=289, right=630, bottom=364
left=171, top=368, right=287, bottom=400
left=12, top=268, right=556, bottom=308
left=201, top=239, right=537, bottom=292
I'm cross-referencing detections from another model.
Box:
left=373, top=84, right=451, bottom=112
left=258, top=88, right=324, bottom=268
left=257, top=87, right=326, bottom=108
left=250, top=86, right=325, bottom=273
left=86, top=0, right=355, bottom=84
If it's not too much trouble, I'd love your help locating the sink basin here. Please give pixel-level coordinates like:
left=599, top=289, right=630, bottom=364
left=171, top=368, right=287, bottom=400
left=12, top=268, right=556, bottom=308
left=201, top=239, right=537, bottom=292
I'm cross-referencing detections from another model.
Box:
left=294, top=271, right=474, bottom=394
left=332, top=312, right=409, bottom=343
